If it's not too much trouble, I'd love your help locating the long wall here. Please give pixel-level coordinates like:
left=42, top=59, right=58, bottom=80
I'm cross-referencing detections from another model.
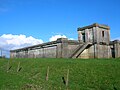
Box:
left=11, top=42, right=61, bottom=58
left=10, top=38, right=80, bottom=58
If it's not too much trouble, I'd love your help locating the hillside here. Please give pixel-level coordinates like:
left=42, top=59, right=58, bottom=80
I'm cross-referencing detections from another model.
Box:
left=0, top=58, right=120, bottom=90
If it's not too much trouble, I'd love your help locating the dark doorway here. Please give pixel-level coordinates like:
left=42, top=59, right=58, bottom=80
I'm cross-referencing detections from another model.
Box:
left=102, top=31, right=104, bottom=37
left=111, top=48, right=115, bottom=58
left=82, top=33, right=85, bottom=42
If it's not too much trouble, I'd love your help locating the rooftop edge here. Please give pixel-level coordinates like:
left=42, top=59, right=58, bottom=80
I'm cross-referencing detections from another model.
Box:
left=77, top=23, right=110, bottom=31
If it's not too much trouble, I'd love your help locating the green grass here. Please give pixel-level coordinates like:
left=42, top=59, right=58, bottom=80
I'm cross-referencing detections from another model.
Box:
left=0, top=58, right=120, bottom=90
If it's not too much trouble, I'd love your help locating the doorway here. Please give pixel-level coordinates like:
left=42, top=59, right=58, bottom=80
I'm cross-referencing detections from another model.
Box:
left=82, top=33, right=85, bottom=42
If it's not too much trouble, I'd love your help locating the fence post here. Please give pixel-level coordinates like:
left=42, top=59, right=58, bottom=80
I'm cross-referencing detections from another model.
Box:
left=7, top=60, right=10, bottom=72
left=17, top=62, right=20, bottom=72
left=46, top=66, right=49, bottom=81
left=66, top=69, right=69, bottom=87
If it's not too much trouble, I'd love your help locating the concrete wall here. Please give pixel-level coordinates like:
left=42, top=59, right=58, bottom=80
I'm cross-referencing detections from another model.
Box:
left=68, top=45, right=79, bottom=57
left=95, top=44, right=112, bottom=58
left=78, top=23, right=110, bottom=44
left=78, top=49, right=89, bottom=59
left=77, top=44, right=113, bottom=59
left=78, top=45, right=94, bottom=59
left=113, top=40, right=120, bottom=58
left=78, top=28, right=94, bottom=43
left=10, top=38, right=79, bottom=58
left=11, top=45, right=58, bottom=58
left=76, top=23, right=112, bottom=59
left=95, top=27, right=110, bottom=44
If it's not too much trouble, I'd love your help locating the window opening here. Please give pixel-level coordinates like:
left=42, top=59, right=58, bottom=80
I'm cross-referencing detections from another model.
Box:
left=102, top=31, right=104, bottom=37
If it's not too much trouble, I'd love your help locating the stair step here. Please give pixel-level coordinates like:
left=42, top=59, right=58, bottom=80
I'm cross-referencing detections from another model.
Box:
left=69, top=42, right=92, bottom=58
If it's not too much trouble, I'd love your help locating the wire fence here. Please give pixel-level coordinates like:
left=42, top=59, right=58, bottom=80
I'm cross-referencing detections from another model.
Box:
left=0, top=48, right=10, bottom=58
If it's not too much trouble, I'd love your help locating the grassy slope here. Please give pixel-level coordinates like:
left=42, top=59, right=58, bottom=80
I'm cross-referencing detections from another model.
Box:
left=0, top=58, right=120, bottom=90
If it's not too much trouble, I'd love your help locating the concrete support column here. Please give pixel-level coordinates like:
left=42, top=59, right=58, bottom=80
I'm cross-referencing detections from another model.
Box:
left=94, top=44, right=98, bottom=58
left=56, top=43, right=62, bottom=58
left=114, top=40, right=120, bottom=58
left=85, top=29, right=89, bottom=42
left=93, top=27, right=98, bottom=44
left=25, top=49, right=28, bottom=58
left=58, top=38, right=68, bottom=58
left=78, top=31, right=82, bottom=42
left=10, top=52, right=14, bottom=58
left=28, top=49, right=30, bottom=58
left=106, top=30, right=110, bottom=45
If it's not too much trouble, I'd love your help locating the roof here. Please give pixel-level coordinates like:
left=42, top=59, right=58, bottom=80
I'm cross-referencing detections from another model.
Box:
left=77, top=23, right=110, bottom=31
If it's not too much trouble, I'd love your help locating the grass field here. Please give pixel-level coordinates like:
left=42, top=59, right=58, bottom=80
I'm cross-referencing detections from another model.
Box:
left=0, top=58, right=120, bottom=90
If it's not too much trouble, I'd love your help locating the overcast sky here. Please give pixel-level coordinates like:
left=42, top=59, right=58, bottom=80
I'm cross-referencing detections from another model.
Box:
left=0, top=0, right=120, bottom=53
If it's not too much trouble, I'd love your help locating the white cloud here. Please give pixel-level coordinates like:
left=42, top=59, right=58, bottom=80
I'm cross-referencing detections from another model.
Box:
left=0, top=34, right=75, bottom=57
left=111, top=37, right=120, bottom=41
left=0, top=34, right=43, bottom=50
left=49, top=34, right=75, bottom=41
left=69, top=38, right=74, bottom=40
left=49, top=35, right=67, bottom=41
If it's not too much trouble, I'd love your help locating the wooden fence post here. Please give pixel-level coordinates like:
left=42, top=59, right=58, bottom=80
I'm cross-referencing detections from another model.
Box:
left=66, top=69, right=69, bottom=87
left=7, top=60, right=10, bottom=72
left=46, top=66, right=49, bottom=81
left=17, top=62, right=20, bottom=72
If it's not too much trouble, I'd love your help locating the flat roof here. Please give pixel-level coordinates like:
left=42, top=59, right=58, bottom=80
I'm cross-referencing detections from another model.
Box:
left=77, top=23, right=110, bottom=31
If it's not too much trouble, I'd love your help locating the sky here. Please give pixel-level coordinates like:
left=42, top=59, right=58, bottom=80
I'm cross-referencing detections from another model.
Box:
left=0, top=0, right=120, bottom=57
